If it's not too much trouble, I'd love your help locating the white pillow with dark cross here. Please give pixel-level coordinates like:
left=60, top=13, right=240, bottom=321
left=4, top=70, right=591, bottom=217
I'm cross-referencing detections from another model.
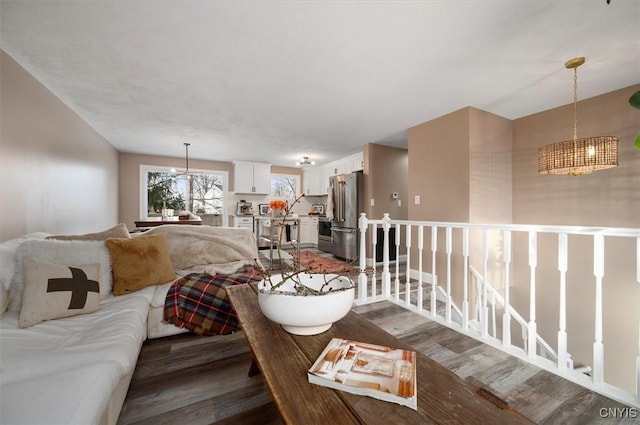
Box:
left=19, top=257, right=100, bottom=328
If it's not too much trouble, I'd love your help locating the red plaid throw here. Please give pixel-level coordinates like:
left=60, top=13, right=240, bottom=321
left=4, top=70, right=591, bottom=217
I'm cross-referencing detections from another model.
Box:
left=163, top=266, right=261, bottom=336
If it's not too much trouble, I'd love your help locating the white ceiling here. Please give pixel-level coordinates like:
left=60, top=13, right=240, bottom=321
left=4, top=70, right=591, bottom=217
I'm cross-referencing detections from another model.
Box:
left=1, top=1, right=639, bottom=167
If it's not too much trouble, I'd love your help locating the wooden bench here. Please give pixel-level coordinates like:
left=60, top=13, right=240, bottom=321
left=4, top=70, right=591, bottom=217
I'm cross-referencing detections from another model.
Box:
left=226, top=283, right=534, bottom=425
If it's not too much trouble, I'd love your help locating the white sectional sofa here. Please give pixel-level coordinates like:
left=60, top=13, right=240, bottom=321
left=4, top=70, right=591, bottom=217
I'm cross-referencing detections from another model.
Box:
left=0, top=224, right=261, bottom=425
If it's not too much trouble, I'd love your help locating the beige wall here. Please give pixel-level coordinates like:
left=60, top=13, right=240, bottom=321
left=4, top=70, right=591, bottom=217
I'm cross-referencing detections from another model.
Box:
left=408, top=108, right=470, bottom=222
left=407, top=107, right=514, bottom=301
left=364, top=143, right=408, bottom=220
left=513, top=85, right=639, bottom=228
left=0, top=50, right=119, bottom=240
left=362, top=143, right=408, bottom=259
left=510, top=84, right=640, bottom=394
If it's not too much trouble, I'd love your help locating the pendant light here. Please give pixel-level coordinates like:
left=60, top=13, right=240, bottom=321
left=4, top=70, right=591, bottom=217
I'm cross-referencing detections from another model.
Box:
left=183, top=142, right=191, bottom=179
left=538, top=57, right=618, bottom=175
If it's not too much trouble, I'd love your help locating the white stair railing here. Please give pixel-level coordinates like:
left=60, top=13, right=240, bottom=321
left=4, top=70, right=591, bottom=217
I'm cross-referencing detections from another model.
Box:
left=356, top=213, right=640, bottom=407
left=469, top=266, right=563, bottom=364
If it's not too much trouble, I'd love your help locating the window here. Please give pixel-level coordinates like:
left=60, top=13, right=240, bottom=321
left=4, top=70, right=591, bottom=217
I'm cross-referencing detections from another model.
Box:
left=140, top=166, right=228, bottom=226
left=270, top=174, right=300, bottom=198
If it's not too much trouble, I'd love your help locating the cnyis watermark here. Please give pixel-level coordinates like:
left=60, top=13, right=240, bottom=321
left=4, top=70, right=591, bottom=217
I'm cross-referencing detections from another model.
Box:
left=599, top=407, right=638, bottom=419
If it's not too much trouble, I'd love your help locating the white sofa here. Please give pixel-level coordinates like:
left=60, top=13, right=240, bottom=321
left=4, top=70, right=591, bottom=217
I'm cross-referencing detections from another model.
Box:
left=0, top=225, right=260, bottom=425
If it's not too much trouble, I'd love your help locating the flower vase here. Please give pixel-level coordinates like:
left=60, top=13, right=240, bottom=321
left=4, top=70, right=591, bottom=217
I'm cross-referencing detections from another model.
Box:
left=272, top=209, right=284, bottom=218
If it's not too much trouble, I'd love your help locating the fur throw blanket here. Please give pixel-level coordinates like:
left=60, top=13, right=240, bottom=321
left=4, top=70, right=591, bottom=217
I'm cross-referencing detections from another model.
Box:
left=146, top=225, right=263, bottom=275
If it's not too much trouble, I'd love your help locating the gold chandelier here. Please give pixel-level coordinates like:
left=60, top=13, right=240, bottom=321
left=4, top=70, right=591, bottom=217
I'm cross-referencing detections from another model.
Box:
left=538, top=57, right=618, bottom=175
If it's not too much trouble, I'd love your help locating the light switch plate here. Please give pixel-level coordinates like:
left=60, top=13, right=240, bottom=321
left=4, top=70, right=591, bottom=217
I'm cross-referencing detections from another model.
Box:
left=414, top=195, right=421, bottom=205
left=370, top=198, right=375, bottom=207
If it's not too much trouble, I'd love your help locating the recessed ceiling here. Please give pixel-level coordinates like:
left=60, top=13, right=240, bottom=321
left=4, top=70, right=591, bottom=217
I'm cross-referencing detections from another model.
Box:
left=1, top=1, right=638, bottom=166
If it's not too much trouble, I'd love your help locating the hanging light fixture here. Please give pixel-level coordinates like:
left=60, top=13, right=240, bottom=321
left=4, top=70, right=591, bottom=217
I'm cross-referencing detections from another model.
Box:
left=183, top=142, right=191, bottom=179
left=296, top=156, right=315, bottom=166
left=538, top=57, right=618, bottom=175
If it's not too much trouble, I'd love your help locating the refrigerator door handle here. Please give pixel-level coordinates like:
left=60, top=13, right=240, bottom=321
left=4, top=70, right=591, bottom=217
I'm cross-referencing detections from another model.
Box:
left=339, top=180, right=346, bottom=222
left=331, top=227, right=354, bottom=233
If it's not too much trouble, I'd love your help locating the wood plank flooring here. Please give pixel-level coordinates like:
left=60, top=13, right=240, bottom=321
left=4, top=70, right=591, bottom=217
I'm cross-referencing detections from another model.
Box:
left=118, top=252, right=635, bottom=425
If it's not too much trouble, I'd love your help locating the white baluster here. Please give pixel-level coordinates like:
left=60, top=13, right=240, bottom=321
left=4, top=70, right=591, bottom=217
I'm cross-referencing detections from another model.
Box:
left=394, top=223, right=401, bottom=301
left=491, top=293, right=497, bottom=337
left=528, top=231, right=537, bottom=359
left=502, top=230, right=512, bottom=348
left=417, top=225, right=424, bottom=312
left=481, top=229, right=489, bottom=338
left=370, top=223, right=378, bottom=298
left=593, top=234, right=605, bottom=385
left=462, top=228, right=469, bottom=331
left=446, top=227, right=452, bottom=324
left=358, top=213, right=368, bottom=303
left=557, top=233, right=568, bottom=371
left=637, top=312, right=640, bottom=403
left=431, top=226, right=438, bottom=317
left=405, top=224, right=412, bottom=306
left=382, top=214, right=391, bottom=297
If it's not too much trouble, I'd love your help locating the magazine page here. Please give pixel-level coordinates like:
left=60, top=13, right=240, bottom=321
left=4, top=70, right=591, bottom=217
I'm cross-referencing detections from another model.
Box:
left=308, top=338, right=417, bottom=410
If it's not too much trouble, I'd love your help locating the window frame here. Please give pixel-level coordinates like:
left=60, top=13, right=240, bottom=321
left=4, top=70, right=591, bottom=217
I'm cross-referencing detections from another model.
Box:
left=270, top=173, right=301, bottom=200
left=139, top=165, right=229, bottom=226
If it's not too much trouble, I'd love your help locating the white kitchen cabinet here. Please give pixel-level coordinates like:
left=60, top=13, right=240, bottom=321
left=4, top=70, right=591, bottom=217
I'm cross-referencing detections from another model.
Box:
left=325, top=152, right=364, bottom=177
left=299, top=216, right=318, bottom=246
left=234, top=161, right=271, bottom=194
left=233, top=216, right=254, bottom=232
left=319, top=165, right=332, bottom=194
left=350, top=152, right=364, bottom=171
left=328, top=159, right=348, bottom=176
left=302, top=167, right=322, bottom=196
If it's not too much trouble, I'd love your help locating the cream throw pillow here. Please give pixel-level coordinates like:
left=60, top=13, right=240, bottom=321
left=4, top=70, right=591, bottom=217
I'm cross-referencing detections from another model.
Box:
left=19, top=257, right=100, bottom=328
left=9, top=239, right=113, bottom=311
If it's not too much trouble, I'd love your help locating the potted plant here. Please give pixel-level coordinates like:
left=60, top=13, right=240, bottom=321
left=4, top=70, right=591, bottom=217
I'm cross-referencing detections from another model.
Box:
left=255, top=194, right=356, bottom=335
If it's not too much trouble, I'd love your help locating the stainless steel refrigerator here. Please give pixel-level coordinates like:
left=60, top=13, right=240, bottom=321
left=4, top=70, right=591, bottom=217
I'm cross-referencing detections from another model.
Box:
left=326, top=171, right=363, bottom=261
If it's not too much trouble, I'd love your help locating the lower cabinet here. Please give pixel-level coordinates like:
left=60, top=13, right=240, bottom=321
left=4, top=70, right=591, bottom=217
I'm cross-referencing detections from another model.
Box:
left=233, top=216, right=254, bottom=232
left=299, top=216, right=319, bottom=246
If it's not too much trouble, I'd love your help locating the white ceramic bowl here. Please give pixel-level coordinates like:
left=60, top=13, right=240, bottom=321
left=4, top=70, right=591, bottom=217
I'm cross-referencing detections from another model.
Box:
left=257, top=273, right=355, bottom=335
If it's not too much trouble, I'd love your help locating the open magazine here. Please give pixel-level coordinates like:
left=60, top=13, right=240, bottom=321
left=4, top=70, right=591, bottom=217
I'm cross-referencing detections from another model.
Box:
left=307, top=338, right=417, bottom=410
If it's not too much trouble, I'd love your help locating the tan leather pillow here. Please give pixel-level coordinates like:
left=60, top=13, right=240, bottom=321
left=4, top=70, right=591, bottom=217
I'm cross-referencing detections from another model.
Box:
left=46, top=223, right=130, bottom=241
left=20, top=257, right=100, bottom=328
left=105, top=233, right=175, bottom=296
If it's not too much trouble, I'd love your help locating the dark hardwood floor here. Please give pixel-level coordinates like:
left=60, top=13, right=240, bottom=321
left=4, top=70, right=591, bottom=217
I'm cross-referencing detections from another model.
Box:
left=118, top=251, right=635, bottom=425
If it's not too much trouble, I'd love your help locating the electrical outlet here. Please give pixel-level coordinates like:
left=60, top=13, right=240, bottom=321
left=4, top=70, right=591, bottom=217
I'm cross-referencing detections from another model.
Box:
left=370, top=198, right=375, bottom=207
left=414, top=195, right=421, bottom=205
left=397, top=199, right=402, bottom=207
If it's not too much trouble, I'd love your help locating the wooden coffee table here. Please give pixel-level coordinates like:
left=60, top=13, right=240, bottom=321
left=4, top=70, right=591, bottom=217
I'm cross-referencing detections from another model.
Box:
left=226, top=283, right=534, bottom=425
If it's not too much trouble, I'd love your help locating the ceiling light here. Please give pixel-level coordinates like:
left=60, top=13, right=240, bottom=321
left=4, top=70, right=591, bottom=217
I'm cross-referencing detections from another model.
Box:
left=538, top=57, right=618, bottom=176
left=296, top=156, right=315, bottom=166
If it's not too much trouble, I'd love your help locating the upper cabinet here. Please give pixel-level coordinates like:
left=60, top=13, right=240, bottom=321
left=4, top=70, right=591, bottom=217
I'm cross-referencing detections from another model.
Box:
left=303, top=152, right=364, bottom=196
left=326, top=152, right=364, bottom=177
left=234, top=161, right=271, bottom=194
left=302, top=167, right=322, bottom=196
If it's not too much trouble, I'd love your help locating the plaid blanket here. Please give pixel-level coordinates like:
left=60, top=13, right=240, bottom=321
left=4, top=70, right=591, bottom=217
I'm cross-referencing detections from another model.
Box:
left=163, top=266, right=261, bottom=336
